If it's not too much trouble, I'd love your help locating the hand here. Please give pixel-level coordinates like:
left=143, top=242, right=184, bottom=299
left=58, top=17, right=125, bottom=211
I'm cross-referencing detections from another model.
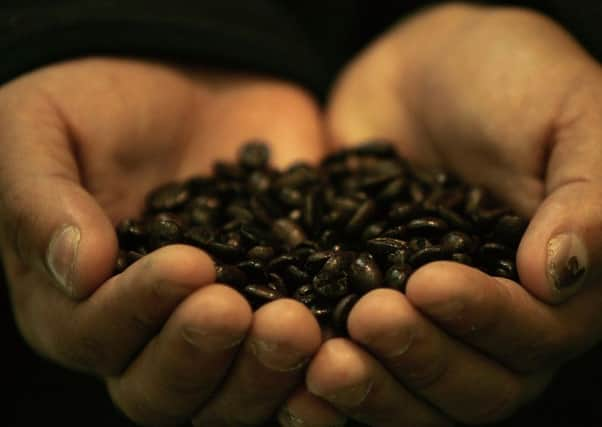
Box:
left=279, top=4, right=602, bottom=426
left=0, top=57, right=327, bottom=426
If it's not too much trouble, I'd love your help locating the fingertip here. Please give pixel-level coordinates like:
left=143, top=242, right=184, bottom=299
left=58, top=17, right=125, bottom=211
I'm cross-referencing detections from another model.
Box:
left=252, top=299, right=322, bottom=356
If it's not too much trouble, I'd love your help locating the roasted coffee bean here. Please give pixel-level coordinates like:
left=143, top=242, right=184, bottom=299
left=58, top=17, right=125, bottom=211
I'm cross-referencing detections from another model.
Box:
left=310, top=304, right=332, bottom=321
left=305, top=250, right=333, bottom=274
left=237, top=259, right=266, bottom=281
left=388, top=202, right=420, bottom=223
left=361, top=221, right=387, bottom=241
left=284, top=265, right=311, bottom=285
left=267, top=273, right=289, bottom=296
left=409, top=181, right=426, bottom=203
left=226, top=204, right=255, bottom=223
left=490, top=258, right=518, bottom=280
left=408, top=237, right=432, bottom=252
left=479, top=242, right=513, bottom=264
left=381, top=225, right=407, bottom=239
left=146, top=216, right=183, bottom=249
left=247, top=245, right=275, bottom=262
left=493, top=214, right=528, bottom=247
left=215, top=264, right=247, bottom=288
left=384, top=264, right=413, bottom=292
left=293, top=284, right=317, bottom=305
left=350, top=252, right=383, bottom=294
left=376, top=177, right=405, bottom=202
left=387, top=248, right=410, bottom=267
left=239, top=223, right=271, bottom=245
left=406, top=217, right=449, bottom=238
left=116, top=218, right=146, bottom=249
left=278, top=187, right=304, bottom=207
left=244, top=284, right=282, bottom=301
left=437, top=206, right=474, bottom=233
left=183, top=226, right=215, bottom=247
left=440, top=231, right=474, bottom=253
left=366, top=237, right=409, bottom=257
left=114, top=250, right=144, bottom=274
left=346, top=200, right=376, bottom=235
left=273, top=218, right=307, bottom=248
left=239, top=141, right=270, bottom=170
left=332, top=294, right=359, bottom=336
left=464, top=187, right=485, bottom=213
left=267, top=254, right=299, bottom=272
left=275, top=162, right=319, bottom=188
left=451, top=252, right=473, bottom=265
left=319, top=229, right=338, bottom=248
left=313, top=274, right=349, bottom=299
left=352, top=141, right=398, bottom=157
left=204, top=241, right=244, bottom=261
left=248, top=170, right=271, bottom=193
left=146, top=182, right=190, bottom=212
left=409, top=246, right=446, bottom=267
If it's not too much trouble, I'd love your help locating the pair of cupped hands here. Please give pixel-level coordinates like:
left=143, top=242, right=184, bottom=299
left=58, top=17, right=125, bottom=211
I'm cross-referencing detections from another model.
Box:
left=2, top=4, right=602, bottom=427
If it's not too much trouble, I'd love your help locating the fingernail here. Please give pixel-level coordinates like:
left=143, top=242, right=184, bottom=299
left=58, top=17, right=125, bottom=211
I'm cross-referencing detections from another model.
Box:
left=46, top=225, right=80, bottom=297
left=547, top=233, right=588, bottom=294
left=182, top=327, right=244, bottom=352
left=250, top=338, right=309, bottom=372
left=311, top=380, right=373, bottom=408
left=277, top=407, right=306, bottom=427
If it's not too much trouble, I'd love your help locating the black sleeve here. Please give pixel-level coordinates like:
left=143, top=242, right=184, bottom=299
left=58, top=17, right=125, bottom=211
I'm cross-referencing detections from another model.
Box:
left=0, top=0, right=327, bottom=93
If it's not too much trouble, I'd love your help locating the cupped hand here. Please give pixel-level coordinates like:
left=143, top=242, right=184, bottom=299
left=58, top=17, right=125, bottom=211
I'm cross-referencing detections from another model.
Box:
left=0, top=57, right=326, bottom=426
left=287, top=4, right=602, bottom=426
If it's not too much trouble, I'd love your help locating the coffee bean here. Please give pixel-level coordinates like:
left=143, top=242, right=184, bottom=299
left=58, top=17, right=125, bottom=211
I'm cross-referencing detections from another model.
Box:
left=384, top=264, right=413, bottom=292
left=216, top=264, right=247, bottom=288
left=116, top=218, right=146, bottom=250
left=247, top=245, right=275, bottom=262
left=146, top=216, right=183, bottom=249
left=239, top=141, right=270, bottom=170
left=244, top=284, right=282, bottom=301
left=366, top=237, right=409, bottom=257
left=406, top=217, right=449, bottom=238
left=350, top=252, right=383, bottom=294
left=273, top=218, right=307, bottom=248
left=293, top=284, right=316, bottom=305
left=408, top=246, right=446, bottom=267
left=440, top=231, right=474, bottom=253
left=146, top=182, right=190, bottom=212
left=332, top=294, right=359, bottom=336
left=494, top=214, right=528, bottom=247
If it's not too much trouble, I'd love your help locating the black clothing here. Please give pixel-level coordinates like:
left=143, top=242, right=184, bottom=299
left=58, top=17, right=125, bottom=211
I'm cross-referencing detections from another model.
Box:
left=2, top=1, right=602, bottom=426
left=1, top=1, right=602, bottom=99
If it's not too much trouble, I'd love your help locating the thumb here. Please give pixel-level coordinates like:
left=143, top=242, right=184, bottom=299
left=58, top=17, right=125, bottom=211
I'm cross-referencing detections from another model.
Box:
left=518, top=83, right=602, bottom=304
left=0, top=99, right=117, bottom=300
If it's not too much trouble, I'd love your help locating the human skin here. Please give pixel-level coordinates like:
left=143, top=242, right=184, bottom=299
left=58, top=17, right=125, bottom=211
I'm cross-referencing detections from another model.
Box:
left=0, top=57, right=331, bottom=427
left=275, top=4, right=602, bottom=426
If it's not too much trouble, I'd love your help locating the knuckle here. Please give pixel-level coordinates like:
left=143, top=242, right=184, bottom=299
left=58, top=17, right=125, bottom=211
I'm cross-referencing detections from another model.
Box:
left=463, top=380, right=522, bottom=424
left=394, top=352, right=448, bottom=391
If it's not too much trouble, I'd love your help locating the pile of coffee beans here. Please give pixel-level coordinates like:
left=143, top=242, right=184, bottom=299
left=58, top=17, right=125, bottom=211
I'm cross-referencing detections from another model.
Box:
left=114, top=141, right=527, bottom=336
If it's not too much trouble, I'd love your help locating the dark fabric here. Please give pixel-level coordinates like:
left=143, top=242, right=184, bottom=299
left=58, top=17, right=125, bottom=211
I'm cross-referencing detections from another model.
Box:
left=2, top=1, right=602, bottom=426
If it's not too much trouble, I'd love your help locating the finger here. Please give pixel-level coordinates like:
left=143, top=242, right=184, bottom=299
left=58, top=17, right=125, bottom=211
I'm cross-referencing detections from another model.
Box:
left=347, top=288, right=547, bottom=425
left=518, top=79, right=602, bottom=302
left=0, top=92, right=116, bottom=299
left=306, top=338, right=452, bottom=427
left=276, top=385, right=347, bottom=427
left=107, top=284, right=252, bottom=426
left=406, top=261, right=602, bottom=372
left=192, top=299, right=322, bottom=426
left=32, top=244, right=216, bottom=374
